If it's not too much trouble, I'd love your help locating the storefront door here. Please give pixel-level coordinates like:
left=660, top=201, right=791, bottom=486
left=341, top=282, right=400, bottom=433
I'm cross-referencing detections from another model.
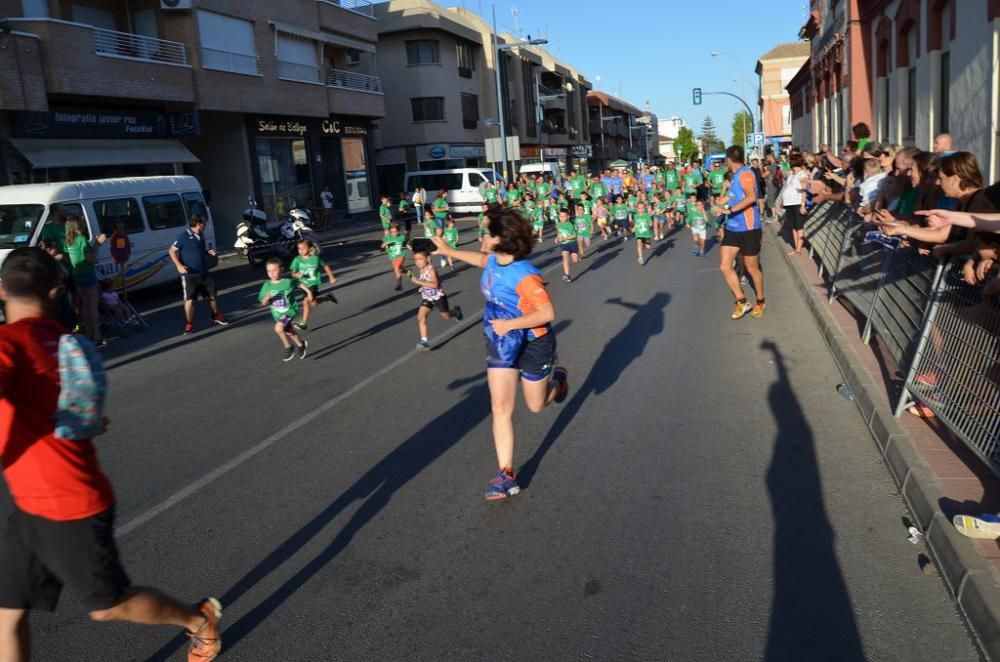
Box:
left=255, top=137, right=312, bottom=219
left=341, top=137, right=371, bottom=213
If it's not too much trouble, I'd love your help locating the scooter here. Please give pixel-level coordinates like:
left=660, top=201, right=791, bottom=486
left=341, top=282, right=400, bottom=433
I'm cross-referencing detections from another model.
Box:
left=280, top=208, right=320, bottom=246
left=235, top=200, right=306, bottom=266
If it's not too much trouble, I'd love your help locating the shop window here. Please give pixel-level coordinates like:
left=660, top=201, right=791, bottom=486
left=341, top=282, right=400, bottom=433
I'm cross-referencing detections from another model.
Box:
left=93, top=198, right=145, bottom=235
left=462, top=93, right=479, bottom=130
left=406, top=40, right=439, bottom=65
left=411, top=97, right=445, bottom=122
left=197, top=10, right=259, bottom=76
left=457, top=40, right=475, bottom=77
left=342, top=137, right=371, bottom=213
left=257, top=138, right=312, bottom=219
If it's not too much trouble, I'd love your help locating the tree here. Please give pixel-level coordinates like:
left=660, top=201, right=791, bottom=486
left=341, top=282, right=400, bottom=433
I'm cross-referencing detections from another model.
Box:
left=673, top=126, right=698, bottom=162
left=699, top=115, right=725, bottom=155
left=731, top=110, right=753, bottom=149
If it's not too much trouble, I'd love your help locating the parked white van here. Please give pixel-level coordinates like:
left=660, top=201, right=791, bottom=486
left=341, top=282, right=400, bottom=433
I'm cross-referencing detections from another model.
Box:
left=403, top=168, right=502, bottom=213
left=519, top=161, right=563, bottom=185
left=0, top=176, right=213, bottom=292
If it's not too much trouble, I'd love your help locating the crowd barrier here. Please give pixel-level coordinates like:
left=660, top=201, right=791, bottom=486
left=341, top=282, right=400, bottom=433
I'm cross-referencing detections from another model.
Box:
left=802, top=202, right=1000, bottom=473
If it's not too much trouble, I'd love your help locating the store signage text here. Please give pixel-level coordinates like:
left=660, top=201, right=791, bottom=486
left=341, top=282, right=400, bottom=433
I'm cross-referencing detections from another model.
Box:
left=321, top=120, right=367, bottom=136
left=14, top=110, right=198, bottom=138
left=257, top=119, right=308, bottom=136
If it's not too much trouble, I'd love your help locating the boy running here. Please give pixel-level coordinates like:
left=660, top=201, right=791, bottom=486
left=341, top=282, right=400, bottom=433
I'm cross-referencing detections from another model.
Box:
left=632, top=201, right=654, bottom=264
left=574, top=203, right=593, bottom=258
left=260, top=257, right=310, bottom=361
left=532, top=200, right=547, bottom=243
left=379, top=195, right=393, bottom=236
left=381, top=223, right=408, bottom=290
left=411, top=249, right=463, bottom=351
left=611, top=195, right=630, bottom=240
left=289, top=239, right=337, bottom=330
left=555, top=209, right=579, bottom=282
left=687, top=199, right=710, bottom=257
left=0, top=248, right=223, bottom=662
left=652, top=194, right=668, bottom=241
left=431, top=190, right=449, bottom=232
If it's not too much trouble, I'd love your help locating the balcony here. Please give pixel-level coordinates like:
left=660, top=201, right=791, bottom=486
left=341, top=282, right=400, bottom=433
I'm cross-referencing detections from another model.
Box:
left=325, top=68, right=385, bottom=117
left=3, top=18, right=194, bottom=103
left=325, top=68, right=382, bottom=93
left=318, top=0, right=374, bottom=17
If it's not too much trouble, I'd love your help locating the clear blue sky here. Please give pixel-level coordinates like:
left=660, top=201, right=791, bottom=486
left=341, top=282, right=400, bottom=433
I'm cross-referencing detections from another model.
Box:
left=454, top=0, right=809, bottom=140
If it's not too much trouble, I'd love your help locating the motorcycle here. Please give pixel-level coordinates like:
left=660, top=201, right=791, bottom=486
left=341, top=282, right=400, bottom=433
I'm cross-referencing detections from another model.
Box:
left=235, top=201, right=318, bottom=266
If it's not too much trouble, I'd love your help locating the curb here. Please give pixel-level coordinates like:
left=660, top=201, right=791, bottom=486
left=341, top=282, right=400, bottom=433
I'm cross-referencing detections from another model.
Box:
left=767, top=223, right=1000, bottom=661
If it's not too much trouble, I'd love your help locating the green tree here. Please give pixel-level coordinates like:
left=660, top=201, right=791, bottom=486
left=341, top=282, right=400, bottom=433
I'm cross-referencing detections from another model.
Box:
left=700, top=115, right=725, bottom=155
left=731, top=111, right=753, bottom=149
left=673, top=126, right=698, bottom=162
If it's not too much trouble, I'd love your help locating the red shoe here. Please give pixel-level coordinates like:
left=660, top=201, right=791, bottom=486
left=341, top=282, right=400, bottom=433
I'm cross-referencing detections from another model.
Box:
left=212, top=314, right=229, bottom=326
left=187, top=598, right=223, bottom=661
left=183, top=322, right=194, bottom=335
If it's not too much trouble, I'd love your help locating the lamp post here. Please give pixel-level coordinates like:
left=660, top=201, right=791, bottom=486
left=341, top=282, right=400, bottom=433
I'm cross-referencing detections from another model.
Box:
left=711, top=51, right=762, bottom=133
left=492, top=5, right=546, bottom=180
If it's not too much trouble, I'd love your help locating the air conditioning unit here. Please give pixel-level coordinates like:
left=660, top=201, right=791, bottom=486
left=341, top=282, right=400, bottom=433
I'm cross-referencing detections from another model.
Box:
left=160, top=0, right=193, bottom=10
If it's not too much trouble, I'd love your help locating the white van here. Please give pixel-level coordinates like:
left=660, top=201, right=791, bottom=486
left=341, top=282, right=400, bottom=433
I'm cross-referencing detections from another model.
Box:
left=403, top=168, right=501, bottom=213
left=519, top=161, right=563, bottom=185
left=0, top=176, right=213, bottom=292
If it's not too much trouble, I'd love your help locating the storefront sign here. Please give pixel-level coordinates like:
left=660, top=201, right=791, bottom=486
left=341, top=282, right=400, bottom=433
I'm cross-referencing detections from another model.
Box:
left=14, top=110, right=198, bottom=138
left=255, top=118, right=309, bottom=137
left=428, top=145, right=447, bottom=159
left=520, top=145, right=541, bottom=158
left=571, top=144, right=593, bottom=158
left=321, top=119, right=368, bottom=136
left=542, top=147, right=568, bottom=157
left=450, top=145, right=486, bottom=158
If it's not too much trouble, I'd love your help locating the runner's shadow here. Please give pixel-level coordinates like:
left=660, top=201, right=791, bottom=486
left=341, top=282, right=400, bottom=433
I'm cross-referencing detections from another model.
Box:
left=582, top=245, right=623, bottom=274
left=518, top=293, right=670, bottom=489
left=144, top=381, right=492, bottom=661
left=761, top=340, right=865, bottom=661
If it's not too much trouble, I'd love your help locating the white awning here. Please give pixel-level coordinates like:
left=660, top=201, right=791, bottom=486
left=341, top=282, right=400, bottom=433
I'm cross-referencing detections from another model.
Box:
left=269, top=21, right=376, bottom=53
left=8, top=139, right=200, bottom=169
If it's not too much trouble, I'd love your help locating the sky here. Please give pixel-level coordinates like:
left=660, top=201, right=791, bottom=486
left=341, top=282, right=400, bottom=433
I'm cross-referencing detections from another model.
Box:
left=450, top=0, right=810, bottom=140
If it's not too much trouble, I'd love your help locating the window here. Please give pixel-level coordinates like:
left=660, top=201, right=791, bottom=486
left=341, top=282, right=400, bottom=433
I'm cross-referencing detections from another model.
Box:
left=413, top=173, right=463, bottom=191
left=0, top=204, right=43, bottom=247
left=20, top=0, right=48, bottom=17
left=411, top=97, right=445, bottom=122
left=906, top=67, right=916, bottom=138
left=939, top=51, right=950, bottom=134
left=93, top=198, right=145, bottom=235
left=72, top=5, right=116, bottom=30
left=197, top=10, right=258, bottom=75
left=457, top=40, right=475, bottom=77
left=182, top=192, right=209, bottom=220
left=345, top=50, right=361, bottom=66
left=461, top=93, right=479, bottom=130
left=277, top=33, right=320, bottom=83
left=142, top=194, right=187, bottom=230
left=406, top=40, right=439, bottom=65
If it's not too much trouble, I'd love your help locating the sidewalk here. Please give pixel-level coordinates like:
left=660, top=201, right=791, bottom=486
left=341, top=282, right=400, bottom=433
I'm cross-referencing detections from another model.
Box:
left=768, top=222, right=1000, bottom=660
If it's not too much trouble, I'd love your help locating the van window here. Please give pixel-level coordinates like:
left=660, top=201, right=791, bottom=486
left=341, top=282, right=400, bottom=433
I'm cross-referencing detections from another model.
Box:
left=468, top=171, right=488, bottom=188
left=37, top=203, right=88, bottom=247
left=142, top=194, right=187, bottom=230
left=417, top=173, right=464, bottom=192
left=182, top=192, right=208, bottom=220
left=93, top=198, right=145, bottom=235
left=0, top=204, right=43, bottom=247
left=481, top=170, right=496, bottom=184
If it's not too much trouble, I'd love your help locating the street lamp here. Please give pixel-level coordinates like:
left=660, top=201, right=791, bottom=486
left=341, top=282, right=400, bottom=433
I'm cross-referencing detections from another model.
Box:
left=732, top=78, right=755, bottom=142
left=492, top=4, right=547, bottom=180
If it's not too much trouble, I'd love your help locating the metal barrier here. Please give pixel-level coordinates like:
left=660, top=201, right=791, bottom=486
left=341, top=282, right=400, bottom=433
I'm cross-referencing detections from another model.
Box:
left=801, top=204, right=1000, bottom=475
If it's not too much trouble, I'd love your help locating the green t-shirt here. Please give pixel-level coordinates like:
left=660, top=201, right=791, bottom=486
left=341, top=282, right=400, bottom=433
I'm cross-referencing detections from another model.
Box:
left=384, top=233, right=407, bottom=260
left=423, top=221, right=438, bottom=238
left=570, top=176, right=587, bottom=199
left=590, top=183, right=605, bottom=200
left=259, top=278, right=298, bottom=321
left=39, top=223, right=67, bottom=254
left=66, top=235, right=96, bottom=278
left=707, top=169, right=725, bottom=194
left=574, top=214, right=592, bottom=237
left=398, top=199, right=410, bottom=213
left=547, top=206, right=560, bottom=222
left=432, top=197, right=449, bottom=218
left=484, top=187, right=499, bottom=204
left=686, top=210, right=708, bottom=229
left=654, top=172, right=665, bottom=186
left=443, top=226, right=459, bottom=248
left=627, top=195, right=639, bottom=210
left=779, top=159, right=791, bottom=173
left=633, top=213, right=653, bottom=239
left=507, top=188, right=522, bottom=205
left=379, top=203, right=393, bottom=227
left=556, top=220, right=577, bottom=244
left=290, top=254, right=326, bottom=288
left=612, top=203, right=629, bottom=221
left=683, top=171, right=701, bottom=193
left=531, top=207, right=546, bottom=228
left=653, top=200, right=669, bottom=216
left=664, top=170, right=680, bottom=190
left=535, top=182, right=551, bottom=198
left=685, top=200, right=699, bottom=217
left=478, top=212, right=489, bottom=236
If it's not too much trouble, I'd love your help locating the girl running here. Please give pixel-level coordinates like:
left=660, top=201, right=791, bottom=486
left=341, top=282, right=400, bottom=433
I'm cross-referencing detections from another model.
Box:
left=594, top=197, right=611, bottom=240
left=429, top=208, right=568, bottom=500
left=612, top=195, right=630, bottom=240
left=555, top=209, right=579, bottom=282
left=652, top=194, right=667, bottom=241
left=533, top=199, right=547, bottom=243
left=632, top=201, right=654, bottom=264
left=442, top=217, right=459, bottom=269
left=574, top=203, right=593, bottom=258
left=290, top=239, right=337, bottom=329
left=410, top=249, right=463, bottom=351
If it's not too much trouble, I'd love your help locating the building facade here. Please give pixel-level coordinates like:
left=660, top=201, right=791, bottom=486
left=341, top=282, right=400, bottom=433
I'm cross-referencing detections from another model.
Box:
left=0, top=0, right=385, bottom=240
left=587, top=91, right=647, bottom=171
left=788, top=0, right=1000, bottom=180
left=755, top=41, right=810, bottom=148
left=372, top=0, right=591, bottom=193
left=657, top=116, right=687, bottom=160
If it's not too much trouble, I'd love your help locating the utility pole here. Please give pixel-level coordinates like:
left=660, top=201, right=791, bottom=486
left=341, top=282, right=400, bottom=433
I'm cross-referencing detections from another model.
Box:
left=492, top=5, right=508, bottom=180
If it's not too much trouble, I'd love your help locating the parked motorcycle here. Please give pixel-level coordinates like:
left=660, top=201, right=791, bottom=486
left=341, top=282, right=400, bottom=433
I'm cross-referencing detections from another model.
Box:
left=235, top=201, right=317, bottom=266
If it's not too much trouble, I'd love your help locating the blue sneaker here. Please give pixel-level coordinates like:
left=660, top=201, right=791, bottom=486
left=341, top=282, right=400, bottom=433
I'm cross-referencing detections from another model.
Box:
left=484, top=470, right=521, bottom=500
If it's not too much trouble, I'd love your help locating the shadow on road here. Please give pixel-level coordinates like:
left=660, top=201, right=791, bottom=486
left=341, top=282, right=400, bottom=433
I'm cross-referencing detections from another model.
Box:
left=761, top=339, right=865, bottom=661
left=145, top=381, right=492, bottom=661
left=519, top=293, right=671, bottom=489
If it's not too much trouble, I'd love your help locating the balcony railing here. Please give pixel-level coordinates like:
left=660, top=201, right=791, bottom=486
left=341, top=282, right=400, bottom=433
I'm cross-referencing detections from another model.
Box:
left=201, top=47, right=261, bottom=76
left=278, top=60, right=321, bottom=84
left=93, top=26, right=188, bottom=65
left=318, top=0, right=375, bottom=18
left=325, top=68, right=383, bottom=94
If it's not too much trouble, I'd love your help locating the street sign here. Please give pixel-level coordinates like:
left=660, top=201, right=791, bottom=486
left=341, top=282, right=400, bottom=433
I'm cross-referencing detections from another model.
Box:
left=748, top=132, right=765, bottom=147
left=692, top=88, right=702, bottom=105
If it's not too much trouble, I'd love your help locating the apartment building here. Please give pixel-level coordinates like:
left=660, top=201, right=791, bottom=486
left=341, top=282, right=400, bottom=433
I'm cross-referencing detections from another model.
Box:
left=755, top=41, right=809, bottom=148
left=657, top=116, right=687, bottom=161
left=372, top=0, right=591, bottom=194
left=587, top=91, right=648, bottom=170
left=0, top=0, right=385, bottom=239
left=787, top=0, right=999, bottom=181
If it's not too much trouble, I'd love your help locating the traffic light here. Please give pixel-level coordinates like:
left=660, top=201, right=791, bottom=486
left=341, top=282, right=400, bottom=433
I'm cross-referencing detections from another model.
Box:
left=692, top=88, right=702, bottom=105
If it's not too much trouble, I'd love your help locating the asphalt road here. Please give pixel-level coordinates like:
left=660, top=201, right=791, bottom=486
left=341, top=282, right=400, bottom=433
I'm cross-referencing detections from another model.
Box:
left=14, top=219, right=982, bottom=661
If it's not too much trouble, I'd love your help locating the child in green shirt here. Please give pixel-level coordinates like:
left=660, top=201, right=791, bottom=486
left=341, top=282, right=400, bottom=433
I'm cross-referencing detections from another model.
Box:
left=289, top=239, right=338, bottom=329
left=632, top=201, right=654, bottom=265
left=259, top=257, right=311, bottom=361
left=555, top=209, right=579, bottom=282
left=441, top=217, right=459, bottom=269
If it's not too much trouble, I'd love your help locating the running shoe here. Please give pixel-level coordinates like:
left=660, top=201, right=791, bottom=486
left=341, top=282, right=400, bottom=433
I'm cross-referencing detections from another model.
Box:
left=731, top=301, right=752, bottom=320
left=295, top=320, right=307, bottom=331
left=187, top=597, right=223, bottom=662
left=394, top=282, right=402, bottom=292
left=751, top=302, right=766, bottom=318
left=954, top=514, right=1000, bottom=539
left=562, top=274, right=572, bottom=283
left=183, top=322, right=194, bottom=335
left=211, top=314, right=229, bottom=326
left=297, top=339, right=309, bottom=360
left=637, top=257, right=644, bottom=265
left=416, top=339, right=430, bottom=351
left=283, top=347, right=295, bottom=362
left=484, top=470, right=521, bottom=500
left=552, top=366, right=569, bottom=403
left=452, top=305, right=464, bottom=322
left=440, top=258, right=447, bottom=269
left=327, top=292, right=339, bottom=304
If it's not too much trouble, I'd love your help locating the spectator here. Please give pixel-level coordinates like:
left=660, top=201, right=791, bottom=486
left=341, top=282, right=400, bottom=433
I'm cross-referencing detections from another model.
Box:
left=933, top=133, right=953, bottom=154
left=764, top=153, right=782, bottom=218
left=320, top=185, right=334, bottom=210
left=857, top=158, right=887, bottom=211
left=751, top=157, right=767, bottom=216
left=64, top=216, right=106, bottom=345
left=779, top=152, right=809, bottom=255
left=852, top=123, right=872, bottom=152
left=411, top=185, right=426, bottom=222
left=168, top=214, right=227, bottom=335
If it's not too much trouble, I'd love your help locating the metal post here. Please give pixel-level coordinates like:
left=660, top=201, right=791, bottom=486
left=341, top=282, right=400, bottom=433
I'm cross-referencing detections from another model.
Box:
left=492, top=5, right=508, bottom=180
left=894, top=259, right=949, bottom=417
left=599, top=103, right=605, bottom=167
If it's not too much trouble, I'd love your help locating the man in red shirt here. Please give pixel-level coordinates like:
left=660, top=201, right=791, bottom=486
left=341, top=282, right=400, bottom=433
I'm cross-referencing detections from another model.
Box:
left=0, top=248, right=222, bottom=662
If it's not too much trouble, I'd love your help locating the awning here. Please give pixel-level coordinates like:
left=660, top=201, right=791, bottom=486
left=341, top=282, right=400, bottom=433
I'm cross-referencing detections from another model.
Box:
left=8, top=138, right=199, bottom=169
left=269, top=21, right=376, bottom=53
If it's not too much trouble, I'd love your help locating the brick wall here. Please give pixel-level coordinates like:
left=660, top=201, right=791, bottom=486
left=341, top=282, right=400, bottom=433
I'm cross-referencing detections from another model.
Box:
left=0, top=33, right=48, bottom=112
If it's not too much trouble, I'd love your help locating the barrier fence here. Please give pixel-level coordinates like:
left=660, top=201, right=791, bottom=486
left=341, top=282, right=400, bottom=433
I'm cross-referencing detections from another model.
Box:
left=802, top=202, right=1000, bottom=474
